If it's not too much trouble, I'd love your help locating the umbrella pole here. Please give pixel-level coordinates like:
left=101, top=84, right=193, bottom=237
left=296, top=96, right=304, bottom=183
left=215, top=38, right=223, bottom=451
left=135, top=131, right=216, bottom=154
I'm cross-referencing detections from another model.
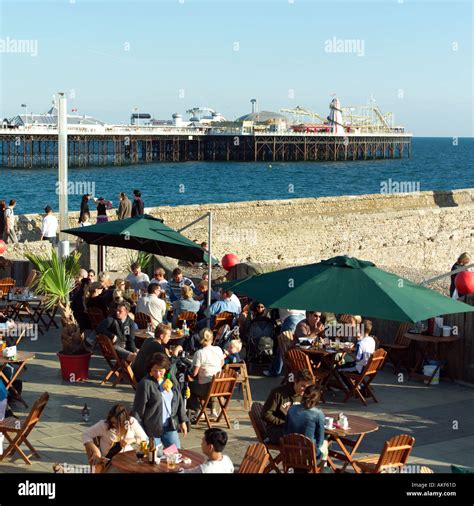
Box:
left=207, top=212, right=213, bottom=326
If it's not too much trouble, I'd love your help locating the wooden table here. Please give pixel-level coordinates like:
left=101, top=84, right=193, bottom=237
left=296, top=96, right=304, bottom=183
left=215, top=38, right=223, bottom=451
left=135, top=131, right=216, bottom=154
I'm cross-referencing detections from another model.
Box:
left=111, top=448, right=205, bottom=473
left=134, top=329, right=184, bottom=343
left=9, top=296, right=58, bottom=334
left=404, top=333, right=461, bottom=385
left=299, top=344, right=354, bottom=392
left=325, top=412, right=379, bottom=473
left=0, top=351, right=35, bottom=407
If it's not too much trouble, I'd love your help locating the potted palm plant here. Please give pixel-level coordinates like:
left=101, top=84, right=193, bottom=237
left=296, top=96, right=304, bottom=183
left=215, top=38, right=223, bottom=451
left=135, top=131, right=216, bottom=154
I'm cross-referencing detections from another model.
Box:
left=25, top=250, right=92, bottom=382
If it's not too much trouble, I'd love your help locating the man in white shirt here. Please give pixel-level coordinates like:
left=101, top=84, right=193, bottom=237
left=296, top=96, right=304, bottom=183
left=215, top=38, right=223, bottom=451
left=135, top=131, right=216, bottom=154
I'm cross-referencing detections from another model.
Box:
left=40, top=206, right=58, bottom=246
left=135, top=283, right=167, bottom=327
left=125, top=262, right=150, bottom=291
left=187, top=428, right=234, bottom=474
left=339, top=319, right=376, bottom=373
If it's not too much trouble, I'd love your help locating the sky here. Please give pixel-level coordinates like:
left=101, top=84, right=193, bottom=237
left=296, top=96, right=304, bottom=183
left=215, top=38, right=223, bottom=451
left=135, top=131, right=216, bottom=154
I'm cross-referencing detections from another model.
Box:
left=0, top=0, right=472, bottom=136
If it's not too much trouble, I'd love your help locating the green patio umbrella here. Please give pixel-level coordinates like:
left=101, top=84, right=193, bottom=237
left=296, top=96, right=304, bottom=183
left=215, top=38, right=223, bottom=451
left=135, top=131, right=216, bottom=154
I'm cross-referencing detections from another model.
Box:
left=63, top=214, right=206, bottom=263
left=219, top=256, right=474, bottom=323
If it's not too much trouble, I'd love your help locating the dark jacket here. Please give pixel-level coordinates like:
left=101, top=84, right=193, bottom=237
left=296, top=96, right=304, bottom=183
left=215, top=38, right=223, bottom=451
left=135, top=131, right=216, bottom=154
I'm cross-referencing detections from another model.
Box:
left=133, top=375, right=187, bottom=438
left=262, top=384, right=302, bottom=428
left=132, top=339, right=167, bottom=383
left=131, top=198, right=144, bottom=217
left=85, top=297, right=108, bottom=318
left=118, top=198, right=132, bottom=220
left=96, top=315, right=137, bottom=352
left=79, top=200, right=90, bottom=223
left=450, top=262, right=461, bottom=297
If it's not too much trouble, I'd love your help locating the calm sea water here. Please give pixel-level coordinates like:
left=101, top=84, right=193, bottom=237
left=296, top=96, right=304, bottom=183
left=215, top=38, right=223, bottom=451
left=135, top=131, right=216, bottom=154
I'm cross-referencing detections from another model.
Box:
left=1, top=137, right=472, bottom=215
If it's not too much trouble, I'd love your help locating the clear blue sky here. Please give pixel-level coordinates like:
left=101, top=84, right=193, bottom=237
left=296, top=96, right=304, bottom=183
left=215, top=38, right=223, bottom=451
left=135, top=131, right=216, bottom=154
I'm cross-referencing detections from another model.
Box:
left=0, top=0, right=472, bottom=136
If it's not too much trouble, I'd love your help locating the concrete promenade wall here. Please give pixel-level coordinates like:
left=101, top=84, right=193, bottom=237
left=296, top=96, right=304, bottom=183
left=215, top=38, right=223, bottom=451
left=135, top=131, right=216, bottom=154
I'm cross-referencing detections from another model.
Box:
left=4, top=189, right=474, bottom=274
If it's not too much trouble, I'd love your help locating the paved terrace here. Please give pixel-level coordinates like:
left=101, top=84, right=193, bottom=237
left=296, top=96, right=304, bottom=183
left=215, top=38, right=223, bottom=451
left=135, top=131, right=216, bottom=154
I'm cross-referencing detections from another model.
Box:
left=1, top=327, right=473, bottom=474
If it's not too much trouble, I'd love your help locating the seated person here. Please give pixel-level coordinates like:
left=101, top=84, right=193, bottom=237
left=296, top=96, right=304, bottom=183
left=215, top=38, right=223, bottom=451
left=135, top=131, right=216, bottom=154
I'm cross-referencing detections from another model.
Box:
left=132, top=323, right=182, bottom=382
left=125, top=262, right=150, bottom=292
left=223, top=339, right=242, bottom=365
left=172, top=285, right=200, bottom=327
left=285, top=385, right=328, bottom=464
left=149, top=267, right=169, bottom=294
left=71, top=277, right=90, bottom=331
left=186, top=428, right=234, bottom=473
left=84, top=282, right=108, bottom=318
left=261, top=369, right=313, bottom=445
left=187, top=328, right=225, bottom=420
left=83, top=404, right=147, bottom=471
left=294, top=311, right=326, bottom=340
left=195, top=290, right=240, bottom=331
left=136, top=283, right=167, bottom=328
left=0, top=380, right=8, bottom=420
left=338, top=319, right=376, bottom=373
left=168, top=268, right=195, bottom=303
left=95, top=302, right=137, bottom=362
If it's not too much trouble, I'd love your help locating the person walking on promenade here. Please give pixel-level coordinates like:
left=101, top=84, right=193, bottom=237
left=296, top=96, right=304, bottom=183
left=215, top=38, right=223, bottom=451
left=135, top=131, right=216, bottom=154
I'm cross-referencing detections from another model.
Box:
left=117, top=192, right=132, bottom=220
left=450, top=253, right=471, bottom=297
left=4, top=199, right=18, bottom=243
left=40, top=206, right=58, bottom=246
left=79, top=194, right=91, bottom=224
left=94, top=197, right=112, bottom=224
left=131, top=190, right=144, bottom=217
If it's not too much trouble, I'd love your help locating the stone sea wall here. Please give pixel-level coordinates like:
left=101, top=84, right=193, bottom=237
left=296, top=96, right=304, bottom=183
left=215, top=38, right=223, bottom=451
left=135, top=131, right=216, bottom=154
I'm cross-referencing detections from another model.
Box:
left=4, top=189, right=474, bottom=275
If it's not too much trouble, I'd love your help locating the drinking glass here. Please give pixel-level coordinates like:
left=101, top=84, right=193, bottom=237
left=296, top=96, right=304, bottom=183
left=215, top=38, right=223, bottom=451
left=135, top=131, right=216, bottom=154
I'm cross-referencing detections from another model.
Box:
left=166, top=454, right=177, bottom=470
left=136, top=450, right=145, bottom=464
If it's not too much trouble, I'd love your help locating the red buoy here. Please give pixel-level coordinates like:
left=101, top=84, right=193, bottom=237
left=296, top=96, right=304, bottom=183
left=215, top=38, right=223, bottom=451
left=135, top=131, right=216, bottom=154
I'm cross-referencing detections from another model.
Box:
left=0, top=240, right=6, bottom=255
left=221, top=253, right=239, bottom=271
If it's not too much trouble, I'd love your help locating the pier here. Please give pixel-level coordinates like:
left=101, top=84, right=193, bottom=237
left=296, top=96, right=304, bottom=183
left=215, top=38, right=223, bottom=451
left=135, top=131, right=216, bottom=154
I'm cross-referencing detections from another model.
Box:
left=0, top=128, right=411, bottom=168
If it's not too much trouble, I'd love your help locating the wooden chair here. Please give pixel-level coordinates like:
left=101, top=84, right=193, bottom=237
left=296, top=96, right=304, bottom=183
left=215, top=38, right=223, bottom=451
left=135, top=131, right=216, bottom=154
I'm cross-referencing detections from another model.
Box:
left=420, top=466, right=434, bottom=473
left=285, top=348, right=330, bottom=387
left=86, top=307, right=106, bottom=330
left=340, top=348, right=387, bottom=405
left=96, top=334, right=137, bottom=389
left=279, top=433, right=320, bottom=474
left=352, top=434, right=415, bottom=473
left=135, top=312, right=152, bottom=330
left=193, top=369, right=238, bottom=429
left=238, top=443, right=270, bottom=474
left=248, top=402, right=282, bottom=473
left=213, top=311, right=235, bottom=332
left=0, top=277, right=15, bottom=299
left=224, top=361, right=253, bottom=411
left=176, top=311, right=198, bottom=332
left=0, top=392, right=49, bottom=465
left=380, top=322, right=414, bottom=374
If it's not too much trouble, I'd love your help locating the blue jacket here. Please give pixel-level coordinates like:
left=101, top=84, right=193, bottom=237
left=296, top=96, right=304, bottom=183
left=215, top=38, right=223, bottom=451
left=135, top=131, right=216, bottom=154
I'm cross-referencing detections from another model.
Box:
left=285, top=404, right=325, bottom=459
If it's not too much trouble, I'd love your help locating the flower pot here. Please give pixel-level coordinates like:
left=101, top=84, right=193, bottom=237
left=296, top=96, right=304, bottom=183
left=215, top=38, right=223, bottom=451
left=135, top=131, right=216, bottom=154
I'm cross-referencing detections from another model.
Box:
left=57, top=352, right=92, bottom=382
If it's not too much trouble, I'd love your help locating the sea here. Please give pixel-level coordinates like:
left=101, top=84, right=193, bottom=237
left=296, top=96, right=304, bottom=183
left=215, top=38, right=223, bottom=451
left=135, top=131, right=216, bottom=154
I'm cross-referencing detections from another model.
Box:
left=1, top=137, right=472, bottom=215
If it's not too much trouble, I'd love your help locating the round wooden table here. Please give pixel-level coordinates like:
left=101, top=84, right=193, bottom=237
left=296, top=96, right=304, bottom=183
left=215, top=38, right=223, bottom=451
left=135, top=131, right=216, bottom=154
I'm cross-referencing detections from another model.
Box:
left=404, top=332, right=461, bottom=384
left=324, top=413, right=379, bottom=473
left=111, top=449, right=205, bottom=473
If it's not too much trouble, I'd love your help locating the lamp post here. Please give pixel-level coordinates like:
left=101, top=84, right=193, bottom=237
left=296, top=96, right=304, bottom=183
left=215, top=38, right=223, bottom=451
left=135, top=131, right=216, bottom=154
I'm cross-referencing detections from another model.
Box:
left=133, top=107, right=139, bottom=128
left=58, top=92, right=69, bottom=257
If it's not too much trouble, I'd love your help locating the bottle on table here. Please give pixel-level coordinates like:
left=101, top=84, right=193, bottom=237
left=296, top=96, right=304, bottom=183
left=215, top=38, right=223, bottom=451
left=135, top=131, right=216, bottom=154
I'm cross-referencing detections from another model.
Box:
left=148, top=437, right=156, bottom=465
left=82, top=404, right=90, bottom=422
left=183, top=321, right=188, bottom=336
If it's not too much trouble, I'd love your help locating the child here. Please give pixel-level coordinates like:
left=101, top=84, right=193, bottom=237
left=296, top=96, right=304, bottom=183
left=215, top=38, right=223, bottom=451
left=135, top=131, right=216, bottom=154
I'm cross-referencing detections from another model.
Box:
left=224, top=339, right=242, bottom=365
left=188, top=428, right=234, bottom=473
left=338, top=319, right=376, bottom=372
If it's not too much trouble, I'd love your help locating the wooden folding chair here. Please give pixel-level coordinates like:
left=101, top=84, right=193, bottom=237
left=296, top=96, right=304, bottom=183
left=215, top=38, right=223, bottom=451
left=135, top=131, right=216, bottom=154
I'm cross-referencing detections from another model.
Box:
left=96, top=334, right=137, bottom=389
left=0, top=277, right=15, bottom=300
left=213, top=311, right=235, bottom=332
left=0, top=392, right=49, bottom=465
left=238, top=443, right=270, bottom=474
left=225, top=361, right=253, bottom=411
left=176, top=311, right=198, bottom=332
left=135, top=312, right=152, bottom=330
left=340, top=348, right=387, bottom=405
left=193, top=369, right=237, bottom=429
left=86, top=307, right=106, bottom=330
left=352, top=434, right=415, bottom=473
left=280, top=433, right=320, bottom=473
left=285, top=348, right=330, bottom=388
left=248, top=402, right=282, bottom=473
left=381, top=322, right=413, bottom=374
